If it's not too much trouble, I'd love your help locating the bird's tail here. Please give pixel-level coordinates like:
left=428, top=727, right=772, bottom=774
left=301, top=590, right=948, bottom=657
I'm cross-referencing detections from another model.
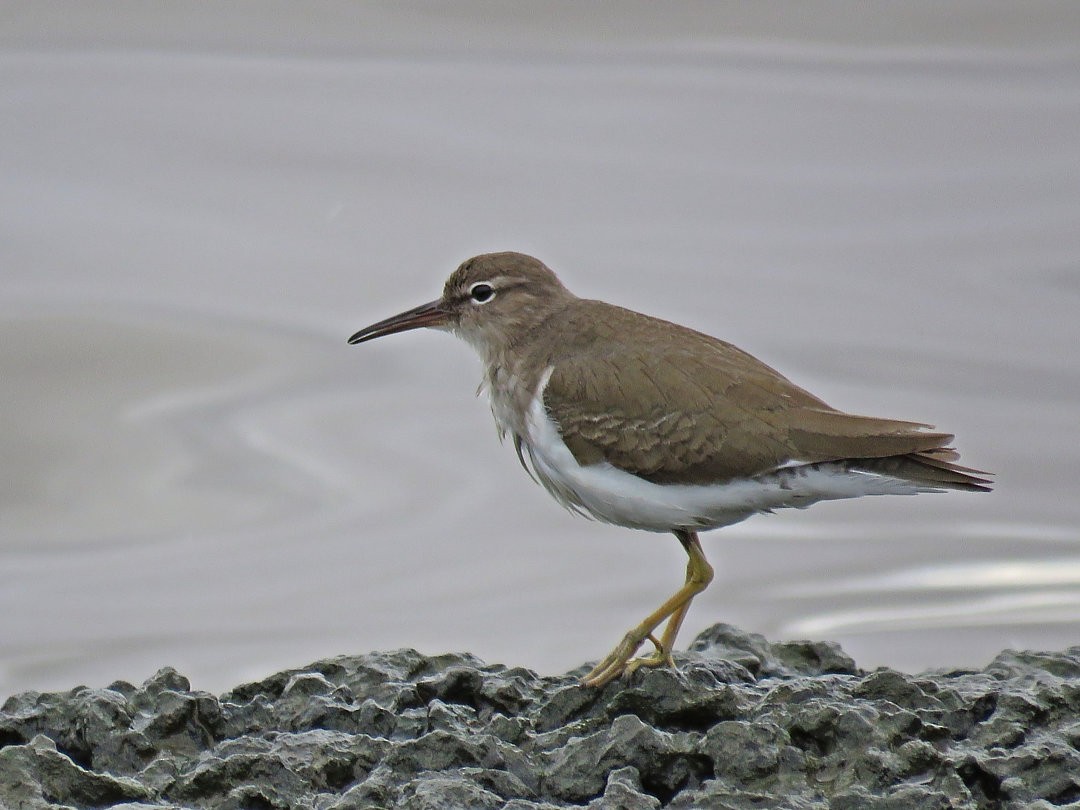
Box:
left=850, top=448, right=993, bottom=493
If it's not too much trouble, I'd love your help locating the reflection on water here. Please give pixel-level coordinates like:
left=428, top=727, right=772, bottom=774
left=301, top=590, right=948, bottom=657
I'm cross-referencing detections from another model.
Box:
left=780, top=557, right=1080, bottom=595
left=2, top=4, right=1079, bottom=697
left=0, top=314, right=333, bottom=548
left=786, top=592, right=1080, bottom=638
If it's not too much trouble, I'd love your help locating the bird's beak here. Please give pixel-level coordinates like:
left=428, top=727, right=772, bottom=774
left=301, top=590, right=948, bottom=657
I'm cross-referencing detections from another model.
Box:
left=347, top=299, right=450, bottom=345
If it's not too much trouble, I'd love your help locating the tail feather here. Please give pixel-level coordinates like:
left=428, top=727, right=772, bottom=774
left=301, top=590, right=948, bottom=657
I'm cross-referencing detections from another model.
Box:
left=851, top=449, right=993, bottom=493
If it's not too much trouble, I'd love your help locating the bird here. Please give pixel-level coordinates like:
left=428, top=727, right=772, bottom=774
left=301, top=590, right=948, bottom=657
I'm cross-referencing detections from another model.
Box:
left=348, top=252, right=992, bottom=687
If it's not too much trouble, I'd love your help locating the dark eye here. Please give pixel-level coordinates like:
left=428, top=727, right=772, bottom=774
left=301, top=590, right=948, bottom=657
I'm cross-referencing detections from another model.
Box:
left=469, top=282, right=495, bottom=303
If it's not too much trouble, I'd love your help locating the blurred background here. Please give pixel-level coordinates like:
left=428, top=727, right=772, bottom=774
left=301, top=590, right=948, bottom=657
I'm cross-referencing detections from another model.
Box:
left=2, top=1, right=1079, bottom=698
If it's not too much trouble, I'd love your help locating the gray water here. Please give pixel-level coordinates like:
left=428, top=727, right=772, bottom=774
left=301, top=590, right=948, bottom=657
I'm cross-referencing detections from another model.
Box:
left=3, top=1, right=1080, bottom=698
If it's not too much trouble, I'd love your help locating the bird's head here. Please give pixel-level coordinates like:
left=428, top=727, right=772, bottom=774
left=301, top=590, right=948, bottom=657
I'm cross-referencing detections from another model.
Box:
left=348, top=252, right=572, bottom=359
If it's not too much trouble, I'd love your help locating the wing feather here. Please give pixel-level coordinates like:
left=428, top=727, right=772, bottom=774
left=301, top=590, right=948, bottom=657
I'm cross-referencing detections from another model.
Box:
left=539, top=306, right=960, bottom=485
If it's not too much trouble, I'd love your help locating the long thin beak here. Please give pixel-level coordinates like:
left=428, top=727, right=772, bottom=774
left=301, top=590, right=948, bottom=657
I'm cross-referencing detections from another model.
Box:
left=347, top=299, right=450, bottom=345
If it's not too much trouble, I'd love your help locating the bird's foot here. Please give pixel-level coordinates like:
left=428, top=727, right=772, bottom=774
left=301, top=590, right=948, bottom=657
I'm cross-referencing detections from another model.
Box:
left=581, top=632, right=675, bottom=688
left=624, top=644, right=676, bottom=678
left=581, top=630, right=647, bottom=688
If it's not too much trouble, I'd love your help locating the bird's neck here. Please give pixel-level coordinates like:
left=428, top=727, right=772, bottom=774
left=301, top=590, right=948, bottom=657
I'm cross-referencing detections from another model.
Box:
left=472, top=302, right=573, bottom=442
left=479, top=343, right=544, bottom=442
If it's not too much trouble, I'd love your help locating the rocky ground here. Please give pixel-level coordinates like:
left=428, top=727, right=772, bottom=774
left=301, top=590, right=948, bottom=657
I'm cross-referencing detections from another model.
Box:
left=2, top=624, right=1080, bottom=809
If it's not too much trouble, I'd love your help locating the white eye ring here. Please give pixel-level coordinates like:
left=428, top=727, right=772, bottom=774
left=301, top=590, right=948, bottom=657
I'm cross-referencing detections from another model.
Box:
left=469, top=282, right=495, bottom=304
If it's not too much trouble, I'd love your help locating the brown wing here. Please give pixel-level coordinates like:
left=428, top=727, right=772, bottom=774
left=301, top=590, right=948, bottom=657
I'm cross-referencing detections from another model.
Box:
left=541, top=308, right=958, bottom=485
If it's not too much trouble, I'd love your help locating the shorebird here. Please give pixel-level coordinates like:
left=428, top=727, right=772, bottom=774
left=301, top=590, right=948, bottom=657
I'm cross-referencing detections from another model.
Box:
left=348, top=252, right=992, bottom=687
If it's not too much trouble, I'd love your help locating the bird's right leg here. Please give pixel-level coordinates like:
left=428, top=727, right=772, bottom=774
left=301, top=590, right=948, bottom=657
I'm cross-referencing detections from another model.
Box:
left=581, top=530, right=713, bottom=687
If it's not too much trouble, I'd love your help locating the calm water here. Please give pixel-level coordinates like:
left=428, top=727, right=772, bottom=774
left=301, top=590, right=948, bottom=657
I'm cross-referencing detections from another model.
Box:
left=2, top=2, right=1079, bottom=697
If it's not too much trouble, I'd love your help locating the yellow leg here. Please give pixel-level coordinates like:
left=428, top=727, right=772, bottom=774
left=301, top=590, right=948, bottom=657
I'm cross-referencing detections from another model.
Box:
left=581, top=530, right=714, bottom=688
left=626, top=598, right=694, bottom=676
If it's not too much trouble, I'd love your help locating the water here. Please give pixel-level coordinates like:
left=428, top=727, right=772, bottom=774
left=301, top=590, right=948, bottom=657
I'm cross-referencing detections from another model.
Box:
left=2, top=2, right=1079, bottom=697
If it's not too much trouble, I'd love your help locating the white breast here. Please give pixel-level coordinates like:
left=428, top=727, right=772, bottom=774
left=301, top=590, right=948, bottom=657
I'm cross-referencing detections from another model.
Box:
left=516, top=367, right=927, bottom=533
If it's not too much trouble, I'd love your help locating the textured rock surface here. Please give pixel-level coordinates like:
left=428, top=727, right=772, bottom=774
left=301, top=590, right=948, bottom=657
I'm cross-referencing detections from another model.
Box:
left=3, top=624, right=1080, bottom=809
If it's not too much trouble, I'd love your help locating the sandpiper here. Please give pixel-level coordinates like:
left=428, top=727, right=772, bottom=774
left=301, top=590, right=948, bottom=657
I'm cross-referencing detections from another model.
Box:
left=348, top=252, right=992, bottom=687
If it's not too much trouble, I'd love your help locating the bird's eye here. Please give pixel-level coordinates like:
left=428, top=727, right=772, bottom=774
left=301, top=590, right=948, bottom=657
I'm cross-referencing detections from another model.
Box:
left=469, top=282, right=495, bottom=303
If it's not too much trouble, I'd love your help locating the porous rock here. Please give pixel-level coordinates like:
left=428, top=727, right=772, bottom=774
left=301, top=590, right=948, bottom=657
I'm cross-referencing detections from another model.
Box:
left=2, top=625, right=1080, bottom=809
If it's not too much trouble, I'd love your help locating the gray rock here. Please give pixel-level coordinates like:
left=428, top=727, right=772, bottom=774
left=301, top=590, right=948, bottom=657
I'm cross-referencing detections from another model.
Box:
left=3, top=625, right=1080, bottom=809
left=0, top=733, right=149, bottom=809
left=586, top=766, right=661, bottom=809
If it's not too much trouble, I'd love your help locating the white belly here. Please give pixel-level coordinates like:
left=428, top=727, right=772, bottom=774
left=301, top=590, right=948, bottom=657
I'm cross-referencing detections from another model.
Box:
left=517, top=367, right=925, bottom=533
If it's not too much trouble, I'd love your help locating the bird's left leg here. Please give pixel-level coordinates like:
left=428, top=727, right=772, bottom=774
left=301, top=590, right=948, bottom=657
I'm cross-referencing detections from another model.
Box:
left=625, top=530, right=711, bottom=676
left=581, top=530, right=713, bottom=687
